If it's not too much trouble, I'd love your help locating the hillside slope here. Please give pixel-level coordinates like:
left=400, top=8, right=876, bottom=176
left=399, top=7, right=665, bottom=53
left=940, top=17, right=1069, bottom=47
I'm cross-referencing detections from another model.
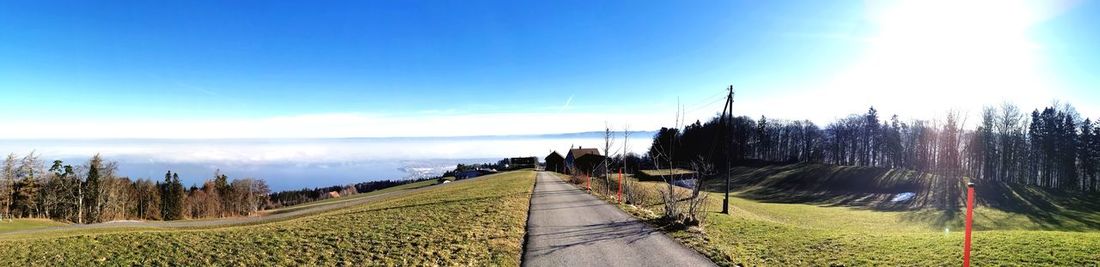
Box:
left=0, top=171, right=535, bottom=265
left=720, top=163, right=1100, bottom=231
left=0, top=180, right=440, bottom=236
left=602, top=164, right=1100, bottom=265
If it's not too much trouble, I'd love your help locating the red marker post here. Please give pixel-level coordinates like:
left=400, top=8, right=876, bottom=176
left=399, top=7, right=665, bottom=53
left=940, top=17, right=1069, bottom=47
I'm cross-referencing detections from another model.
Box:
left=617, top=168, right=623, bottom=204
left=586, top=174, right=591, bottom=192
left=963, top=182, right=975, bottom=267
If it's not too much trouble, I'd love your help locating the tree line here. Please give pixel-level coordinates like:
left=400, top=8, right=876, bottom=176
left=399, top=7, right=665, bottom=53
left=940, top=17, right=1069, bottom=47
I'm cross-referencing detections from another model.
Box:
left=0, top=153, right=270, bottom=223
left=648, top=102, right=1100, bottom=198
left=267, top=177, right=433, bottom=208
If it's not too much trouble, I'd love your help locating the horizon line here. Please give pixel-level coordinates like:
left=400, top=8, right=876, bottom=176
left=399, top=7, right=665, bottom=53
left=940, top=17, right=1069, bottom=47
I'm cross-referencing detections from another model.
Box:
left=0, top=130, right=661, bottom=141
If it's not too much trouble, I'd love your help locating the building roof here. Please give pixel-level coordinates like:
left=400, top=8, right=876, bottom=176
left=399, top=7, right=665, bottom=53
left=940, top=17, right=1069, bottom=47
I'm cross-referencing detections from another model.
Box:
left=546, top=151, right=564, bottom=160
left=568, top=147, right=601, bottom=159
left=575, top=153, right=605, bottom=162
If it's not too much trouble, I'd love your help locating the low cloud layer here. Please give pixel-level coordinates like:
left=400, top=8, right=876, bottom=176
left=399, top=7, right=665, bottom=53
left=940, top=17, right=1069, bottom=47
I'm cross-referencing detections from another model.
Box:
left=0, top=136, right=652, bottom=190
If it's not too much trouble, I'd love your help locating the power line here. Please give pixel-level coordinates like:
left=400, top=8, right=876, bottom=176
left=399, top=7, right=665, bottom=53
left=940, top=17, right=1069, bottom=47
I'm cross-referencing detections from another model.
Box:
left=685, top=95, right=729, bottom=115
left=688, top=90, right=726, bottom=107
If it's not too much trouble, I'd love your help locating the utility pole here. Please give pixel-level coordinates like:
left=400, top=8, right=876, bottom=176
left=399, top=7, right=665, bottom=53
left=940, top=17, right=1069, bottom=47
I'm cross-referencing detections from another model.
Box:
left=721, top=85, right=734, bottom=214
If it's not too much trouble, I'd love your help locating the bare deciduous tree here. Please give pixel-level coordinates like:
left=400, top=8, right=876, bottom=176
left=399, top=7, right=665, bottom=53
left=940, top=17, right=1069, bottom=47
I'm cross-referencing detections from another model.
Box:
left=602, top=122, right=616, bottom=196
left=0, top=154, right=16, bottom=220
left=685, top=159, right=713, bottom=226
left=650, top=103, right=686, bottom=221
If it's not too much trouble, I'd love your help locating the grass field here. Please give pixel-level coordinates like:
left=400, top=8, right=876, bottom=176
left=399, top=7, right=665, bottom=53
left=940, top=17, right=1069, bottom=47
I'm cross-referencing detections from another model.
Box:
left=689, top=191, right=1100, bottom=266
left=262, top=179, right=438, bottom=216
left=554, top=170, right=1100, bottom=266
left=0, top=171, right=535, bottom=266
left=638, top=169, right=696, bottom=177
left=0, top=219, right=68, bottom=234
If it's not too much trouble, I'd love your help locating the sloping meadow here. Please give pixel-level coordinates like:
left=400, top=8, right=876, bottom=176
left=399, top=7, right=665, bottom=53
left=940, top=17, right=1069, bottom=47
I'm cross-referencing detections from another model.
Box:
left=0, top=171, right=536, bottom=266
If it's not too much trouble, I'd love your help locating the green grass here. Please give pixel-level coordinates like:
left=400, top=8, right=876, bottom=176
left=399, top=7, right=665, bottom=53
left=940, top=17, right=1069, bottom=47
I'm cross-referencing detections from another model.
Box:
left=686, top=192, right=1100, bottom=266
left=0, top=219, right=68, bottom=234
left=638, top=169, right=696, bottom=177
left=556, top=171, right=1100, bottom=266
left=262, top=179, right=437, bottom=215
left=0, top=171, right=536, bottom=266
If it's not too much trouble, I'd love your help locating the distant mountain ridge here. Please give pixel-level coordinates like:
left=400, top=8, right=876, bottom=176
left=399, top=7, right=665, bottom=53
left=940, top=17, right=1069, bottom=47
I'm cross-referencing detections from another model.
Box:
left=331, top=130, right=658, bottom=140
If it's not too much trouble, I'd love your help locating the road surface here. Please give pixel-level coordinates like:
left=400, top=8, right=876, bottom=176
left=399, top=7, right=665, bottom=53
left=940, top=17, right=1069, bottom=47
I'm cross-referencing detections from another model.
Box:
left=522, top=171, right=715, bottom=266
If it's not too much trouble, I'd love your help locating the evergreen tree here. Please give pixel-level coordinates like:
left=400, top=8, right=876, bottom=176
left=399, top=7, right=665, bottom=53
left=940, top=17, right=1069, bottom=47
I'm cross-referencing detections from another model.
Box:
left=979, top=107, right=997, bottom=181
left=161, top=171, right=185, bottom=220
left=1061, top=114, right=1078, bottom=189
left=863, top=107, right=880, bottom=166
left=170, top=173, right=184, bottom=220
left=757, top=116, right=770, bottom=160
left=1079, top=119, right=1096, bottom=191
left=1092, top=123, right=1100, bottom=191
left=640, top=101, right=1100, bottom=212
left=214, top=170, right=231, bottom=217
left=84, top=155, right=102, bottom=223
left=1028, top=110, right=1042, bottom=185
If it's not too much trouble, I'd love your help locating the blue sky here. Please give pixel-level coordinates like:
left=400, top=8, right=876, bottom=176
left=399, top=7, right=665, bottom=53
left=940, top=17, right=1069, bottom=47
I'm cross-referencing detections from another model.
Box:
left=1, top=0, right=1098, bottom=138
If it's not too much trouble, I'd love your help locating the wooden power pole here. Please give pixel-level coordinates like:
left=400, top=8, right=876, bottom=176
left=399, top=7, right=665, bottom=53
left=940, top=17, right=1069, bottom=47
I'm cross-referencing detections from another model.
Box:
left=721, top=85, right=734, bottom=214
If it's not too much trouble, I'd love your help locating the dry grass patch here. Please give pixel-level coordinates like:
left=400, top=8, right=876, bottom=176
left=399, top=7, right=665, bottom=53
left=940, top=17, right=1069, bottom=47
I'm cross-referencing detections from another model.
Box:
left=0, top=171, right=536, bottom=266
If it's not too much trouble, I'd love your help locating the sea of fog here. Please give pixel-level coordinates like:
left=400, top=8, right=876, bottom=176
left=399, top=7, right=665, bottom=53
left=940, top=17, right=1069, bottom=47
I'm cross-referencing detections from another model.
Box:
left=0, top=132, right=653, bottom=191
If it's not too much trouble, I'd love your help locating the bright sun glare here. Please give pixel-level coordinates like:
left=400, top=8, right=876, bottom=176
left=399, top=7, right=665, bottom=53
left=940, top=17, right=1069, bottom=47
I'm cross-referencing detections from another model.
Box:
left=822, top=0, right=1062, bottom=121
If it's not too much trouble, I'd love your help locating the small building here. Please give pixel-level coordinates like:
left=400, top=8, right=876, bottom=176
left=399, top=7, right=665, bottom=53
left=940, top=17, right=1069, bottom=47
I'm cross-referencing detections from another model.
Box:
left=545, top=151, right=565, bottom=173
left=327, top=191, right=341, bottom=199
left=508, top=157, right=538, bottom=169
left=565, top=147, right=604, bottom=176
left=498, top=157, right=539, bottom=170
left=574, top=153, right=607, bottom=176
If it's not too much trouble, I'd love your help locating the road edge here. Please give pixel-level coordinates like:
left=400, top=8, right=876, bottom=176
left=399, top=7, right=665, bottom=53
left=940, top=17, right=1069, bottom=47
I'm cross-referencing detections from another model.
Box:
left=543, top=171, right=718, bottom=266
left=518, top=171, right=540, bottom=267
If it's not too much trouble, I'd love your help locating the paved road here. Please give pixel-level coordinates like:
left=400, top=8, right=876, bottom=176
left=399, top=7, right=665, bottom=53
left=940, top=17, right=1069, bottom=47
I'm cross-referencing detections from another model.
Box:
left=523, top=172, right=715, bottom=267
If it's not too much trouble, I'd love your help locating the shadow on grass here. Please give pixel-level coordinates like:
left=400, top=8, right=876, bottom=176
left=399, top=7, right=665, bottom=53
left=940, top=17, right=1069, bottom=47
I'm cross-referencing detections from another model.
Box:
left=897, top=183, right=1100, bottom=230
left=696, top=163, right=1100, bottom=231
left=702, top=164, right=926, bottom=211
left=973, top=182, right=1100, bottom=230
